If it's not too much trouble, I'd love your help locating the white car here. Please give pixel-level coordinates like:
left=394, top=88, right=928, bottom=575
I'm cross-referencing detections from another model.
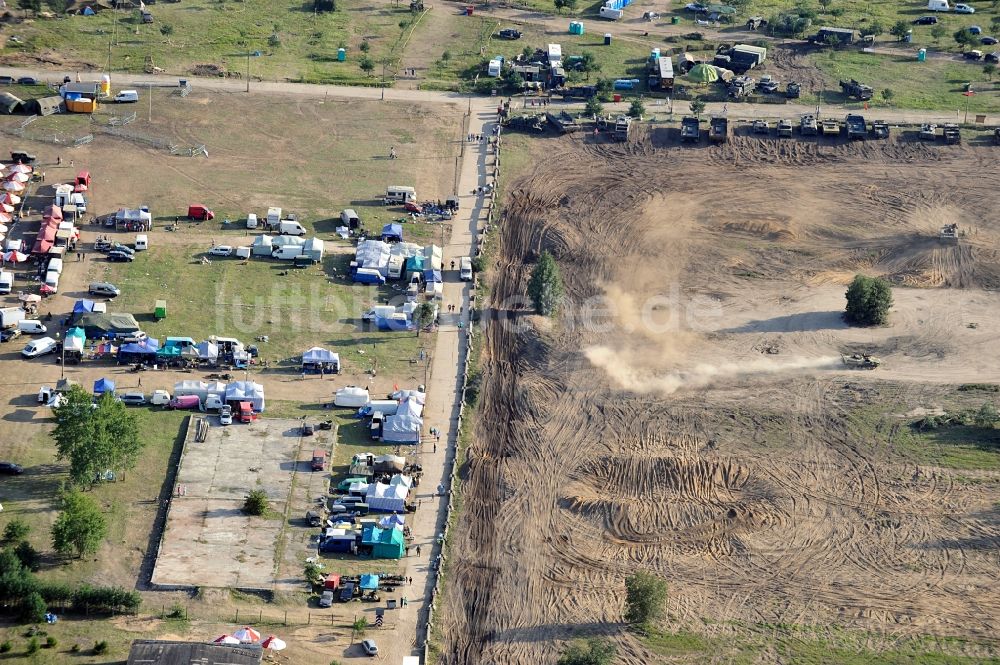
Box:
left=209, top=245, right=233, bottom=257
left=22, top=336, right=57, bottom=358
left=955, top=3, right=975, bottom=12
left=219, top=405, right=233, bottom=425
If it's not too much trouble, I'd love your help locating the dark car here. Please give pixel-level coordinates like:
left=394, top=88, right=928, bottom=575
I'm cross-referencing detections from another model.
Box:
left=498, top=28, right=522, bottom=39
left=338, top=581, right=356, bottom=602
left=981, top=36, right=999, bottom=45
left=964, top=50, right=984, bottom=60
left=986, top=52, right=1000, bottom=63
left=318, top=590, right=334, bottom=608
left=0, top=462, right=24, bottom=475
left=913, top=15, right=938, bottom=24
left=0, top=76, right=14, bottom=85
left=16, top=76, right=38, bottom=85
left=108, top=250, right=134, bottom=262
left=0, top=328, right=21, bottom=343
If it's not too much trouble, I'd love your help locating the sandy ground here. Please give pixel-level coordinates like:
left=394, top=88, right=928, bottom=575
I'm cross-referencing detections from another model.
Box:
left=434, top=131, right=1000, bottom=662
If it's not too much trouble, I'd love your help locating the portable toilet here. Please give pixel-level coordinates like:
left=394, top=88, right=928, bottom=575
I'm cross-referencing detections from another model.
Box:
left=569, top=21, right=584, bottom=35
left=650, top=48, right=660, bottom=60
left=671, top=15, right=680, bottom=24
left=917, top=48, right=926, bottom=61
left=604, top=33, right=612, bottom=45
left=154, top=300, right=166, bottom=320
left=904, top=30, right=912, bottom=43
left=337, top=48, right=347, bottom=62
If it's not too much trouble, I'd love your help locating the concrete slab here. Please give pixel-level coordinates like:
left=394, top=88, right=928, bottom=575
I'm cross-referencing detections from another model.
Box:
left=151, top=417, right=334, bottom=590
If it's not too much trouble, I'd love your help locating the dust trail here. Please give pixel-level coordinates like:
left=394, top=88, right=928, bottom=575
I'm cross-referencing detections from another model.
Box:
left=584, top=346, right=842, bottom=395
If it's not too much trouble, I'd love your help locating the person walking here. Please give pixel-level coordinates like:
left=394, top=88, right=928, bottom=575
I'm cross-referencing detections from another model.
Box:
left=389, top=146, right=397, bottom=159
left=416, top=545, right=422, bottom=556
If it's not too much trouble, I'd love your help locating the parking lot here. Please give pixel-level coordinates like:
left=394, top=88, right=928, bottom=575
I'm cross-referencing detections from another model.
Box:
left=151, top=417, right=334, bottom=590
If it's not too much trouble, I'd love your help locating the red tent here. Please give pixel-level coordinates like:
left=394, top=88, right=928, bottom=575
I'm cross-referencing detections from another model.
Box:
left=42, top=205, right=63, bottom=222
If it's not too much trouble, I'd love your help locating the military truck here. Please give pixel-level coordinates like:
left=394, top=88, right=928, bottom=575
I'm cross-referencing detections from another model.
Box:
left=505, top=114, right=547, bottom=133
left=821, top=118, right=841, bottom=136
left=800, top=114, right=818, bottom=136
left=709, top=116, right=730, bottom=143
left=839, top=78, right=873, bottom=101
left=728, top=75, right=756, bottom=98
left=752, top=119, right=769, bottom=134
left=942, top=123, right=960, bottom=144
left=871, top=120, right=889, bottom=139
left=940, top=223, right=959, bottom=244
left=546, top=111, right=580, bottom=133
left=811, top=26, right=858, bottom=46
left=920, top=123, right=938, bottom=140
left=845, top=114, right=867, bottom=140
left=842, top=353, right=881, bottom=369
left=786, top=81, right=801, bottom=98
left=613, top=115, right=632, bottom=141
left=680, top=116, right=701, bottom=142
left=776, top=118, right=793, bottom=137
left=561, top=85, right=598, bottom=100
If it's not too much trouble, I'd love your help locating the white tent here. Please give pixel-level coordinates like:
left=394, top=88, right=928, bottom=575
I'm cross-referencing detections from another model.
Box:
left=302, top=347, right=340, bottom=371
left=250, top=234, right=275, bottom=256
left=225, top=381, right=265, bottom=411
left=382, top=413, right=422, bottom=444
left=334, top=386, right=370, bottom=407
left=355, top=239, right=391, bottom=275
left=196, top=341, right=218, bottom=360
left=174, top=380, right=209, bottom=401
left=204, top=381, right=228, bottom=400
left=365, top=482, right=408, bottom=512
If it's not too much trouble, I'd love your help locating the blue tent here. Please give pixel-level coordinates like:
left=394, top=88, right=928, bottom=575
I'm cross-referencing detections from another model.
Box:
left=359, top=574, right=380, bottom=590
left=93, top=378, right=116, bottom=395
left=423, top=269, right=442, bottom=284
left=380, top=223, right=403, bottom=243
left=118, top=338, right=161, bottom=361
left=73, top=299, right=97, bottom=314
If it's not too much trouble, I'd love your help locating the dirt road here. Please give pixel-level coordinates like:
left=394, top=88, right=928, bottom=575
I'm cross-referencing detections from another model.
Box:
left=433, top=130, right=1000, bottom=662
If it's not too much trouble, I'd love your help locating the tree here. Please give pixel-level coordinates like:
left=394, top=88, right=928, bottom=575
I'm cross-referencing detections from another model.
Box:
left=554, top=0, right=577, bottom=13
left=844, top=274, right=893, bottom=326
left=19, top=592, right=46, bottom=624
left=18, top=0, right=41, bottom=13
left=584, top=95, right=603, bottom=117
left=578, top=52, right=600, bottom=81
left=689, top=98, right=706, bottom=117
left=881, top=88, right=894, bottom=105
left=46, top=0, right=69, bottom=12
left=818, top=0, right=832, bottom=12
left=954, top=28, right=972, bottom=48
left=243, top=489, right=269, bottom=516
left=14, top=541, right=41, bottom=572
left=558, top=638, right=616, bottom=665
left=359, top=40, right=370, bottom=53
left=889, top=20, right=910, bottom=41
left=359, top=56, right=375, bottom=76
left=3, top=518, right=30, bottom=544
left=867, top=20, right=885, bottom=39
left=973, top=402, right=998, bottom=428
left=624, top=571, right=668, bottom=626
left=527, top=251, right=563, bottom=316
left=984, top=63, right=997, bottom=81
left=594, top=78, right=613, bottom=102
left=53, top=389, right=142, bottom=489
left=304, top=562, right=324, bottom=586
left=352, top=616, right=368, bottom=636
left=931, top=23, right=947, bottom=44
left=51, top=490, right=108, bottom=559
left=992, top=15, right=1000, bottom=33
left=159, top=23, right=174, bottom=36
left=628, top=98, right=645, bottom=118
left=414, top=302, right=436, bottom=336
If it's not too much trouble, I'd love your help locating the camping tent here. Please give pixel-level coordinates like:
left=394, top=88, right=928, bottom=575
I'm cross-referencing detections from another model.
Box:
left=687, top=63, right=719, bottom=83
left=378, top=514, right=405, bottom=529
left=359, top=574, right=380, bottom=590
left=381, top=223, right=403, bottom=243
left=301, top=347, right=340, bottom=373
left=361, top=525, right=405, bottom=559
left=72, top=299, right=97, bottom=315
left=75, top=313, right=140, bottom=338
left=382, top=413, right=422, bottom=444
left=174, top=380, right=209, bottom=401
left=93, top=377, right=116, bottom=395
left=225, top=381, right=265, bottom=411
left=355, top=239, right=391, bottom=274
left=195, top=341, right=219, bottom=361
left=117, top=338, right=161, bottom=363
left=366, top=482, right=408, bottom=512
left=250, top=234, right=275, bottom=257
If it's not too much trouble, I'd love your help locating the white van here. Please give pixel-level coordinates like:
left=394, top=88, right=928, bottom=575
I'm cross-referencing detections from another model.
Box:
left=460, top=256, right=473, bottom=281
left=17, top=320, right=46, bottom=334
left=599, top=6, right=624, bottom=19
left=927, top=0, right=949, bottom=9
left=385, top=186, right=417, bottom=204
left=246, top=213, right=258, bottom=229
left=44, top=270, right=60, bottom=292
left=271, top=246, right=303, bottom=260
left=0, top=271, right=12, bottom=295
left=488, top=59, right=502, bottom=77
left=135, top=234, right=148, bottom=251
left=47, top=257, right=64, bottom=275
left=114, top=90, right=139, bottom=103
left=278, top=220, right=306, bottom=236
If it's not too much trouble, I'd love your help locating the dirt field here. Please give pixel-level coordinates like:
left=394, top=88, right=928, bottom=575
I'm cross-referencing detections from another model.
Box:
left=436, top=132, right=1000, bottom=662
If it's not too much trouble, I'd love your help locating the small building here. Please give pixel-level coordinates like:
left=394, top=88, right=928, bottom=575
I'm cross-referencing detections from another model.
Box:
left=0, top=93, right=23, bottom=115
left=126, top=640, right=263, bottom=665
left=61, top=81, right=100, bottom=100
left=26, top=96, right=64, bottom=116
left=361, top=524, right=406, bottom=559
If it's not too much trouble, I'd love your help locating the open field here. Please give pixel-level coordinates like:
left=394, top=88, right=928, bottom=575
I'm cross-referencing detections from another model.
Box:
left=434, top=130, right=1000, bottom=662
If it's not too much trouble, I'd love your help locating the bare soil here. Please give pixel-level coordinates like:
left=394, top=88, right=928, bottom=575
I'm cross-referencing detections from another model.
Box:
left=435, top=132, right=1000, bottom=662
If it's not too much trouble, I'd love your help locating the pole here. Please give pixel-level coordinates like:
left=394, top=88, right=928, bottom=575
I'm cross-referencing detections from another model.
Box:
left=964, top=93, right=971, bottom=124
left=381, top=61, right=386, bottom=101
left=246, top=50, right=251, bottom=93
left=148, top=84, right=152, bottom=122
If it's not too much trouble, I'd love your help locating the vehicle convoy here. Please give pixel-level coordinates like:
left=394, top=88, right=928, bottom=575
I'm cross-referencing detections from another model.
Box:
left=842, top=353, right=881, bottom=369
left=845, top=114, right=867, bottom=140
left=680, top=116, right=701, bottom=142
left=840, top=78, right=873, bottom=101
left=709, top=116, right=730, bottom=143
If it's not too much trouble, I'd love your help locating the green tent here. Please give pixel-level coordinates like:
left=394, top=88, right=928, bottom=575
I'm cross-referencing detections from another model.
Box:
left=687, top=63, right=719, bottom=84
left=362, top=525, right=405, bottom=559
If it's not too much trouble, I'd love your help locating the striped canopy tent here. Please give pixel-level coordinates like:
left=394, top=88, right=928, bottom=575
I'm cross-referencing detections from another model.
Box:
left=2, top=192, right=21, bottom=205
left=5, top=172, right=29, bottom=183
left=2, top=180, right=24, bottom=192
left=7, top=164, right=31, bottom=174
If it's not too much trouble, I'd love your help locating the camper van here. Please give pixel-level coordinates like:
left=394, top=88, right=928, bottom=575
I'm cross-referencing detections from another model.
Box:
left=272, top=245, right=304, bottom=260
left=17, top=320, right=46, bottom=334
left=927, top=0, right=949, bottom=10
left=599, top=5, right=624, bottom=19
left=277, top=220, right=306, bottom=236
left=340, top=209, right=360, bottom=229
left=385, top=186, right=417, bottom=205
left=266, top=207, right=282, bottom=227
left=488, top=59, right=503, bottom=77
left=46, top=257, right=63, bottom=275
left=0, top=271, right=12, bottom=295
left=246, top=213, right=258, bottom=229
left=134, top=234, right=148, bottom=251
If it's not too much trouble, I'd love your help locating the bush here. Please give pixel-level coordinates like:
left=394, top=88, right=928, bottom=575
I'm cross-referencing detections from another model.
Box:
left=45, top=636, right=57, bottom=648
left=974, top=402, right=998, bottom=429
left=558, top=638, right=616, bottom=665
left=243, top=489, right=269, bottom=516
left=70, top=643, right=80, bottom=653
left=93, top=640, right=109, bottom=655
left=26, top=637, right=39, bottom=655
left=584, top=96, right=603, bottom=117
left=624, top=571, right=668, bottom=626
left=159, top=23, right=173, bottom=36
left=844, top=274, right=893, bottom=326
left=470, top=255, right=486, bottom=273
left=14, top=541, right=41, bottom=572
left=0, top=641, right=11, bottom=653
left=19, top=592, right=47, bottom=624
left=527, top=251, right=563, bottom=316
left=3, top=518, right=30, bottom=543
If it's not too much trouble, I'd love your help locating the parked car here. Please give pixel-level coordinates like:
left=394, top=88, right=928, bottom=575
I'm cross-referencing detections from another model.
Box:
left=913, top=15, right=938, bottom=24
left=21, top=336, right=57, bottom=358
left=981, top=36, right=998, bottom=45
left=108, top=250, right=134, bottom=262
left=16, top=76, right=38, bottom=85
left=967, top=24, right=982, bottom=34
left=338, top=581, right=356, bottom=602
left=89, top=282, right=121, bottom=297
left=684, top=2, right=707, bottom=10
left=118, top=392, right=147, bottom=406
left=0, top=462, right=24, bottom=475
left=318, top=590, right=334, bottom=608
left=964, top=50, right=984, bottom=59
left=498, top=28, right=522, bottom=39
left=361, top=639, right=378, bottom=657
left=1, top=328, right=21, bottom=343
left=209, top=245, right=233, bottom=257
left=954, top=3, right=975, bottom=12
left=219, top=405, right=233, bottom=425
left=168, top=395, right=201, bottom=410
left=986, top=51, right=1000, bottom=63
left=0, top=76, right=14, bottom=85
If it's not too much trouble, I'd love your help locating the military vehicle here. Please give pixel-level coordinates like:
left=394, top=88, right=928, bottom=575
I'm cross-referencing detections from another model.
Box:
left=839, top=78, right=873, bottom=101
left=680, top=116, right=701, bottom=142
left=942, top=123, right=960, bottom=144
left=786, top=81, right=801, bottom=98
left=709, top=116, right=730, bottom=143
left=752, top=119, right=769, bottom=134
left=940, top=223, right=959, bottom=244
left=776, top=118, right=793, bottom=137
left=920, top=123, right=938, bottom=140
left=842, top=353, right=881, bottom=369
left=821, top=118, right=841, bottom=136
left=800, top=114, right=818, bottom=136
left=845, top=114, right=867, bottom=140
left=871, top=120, right=889, bottom=139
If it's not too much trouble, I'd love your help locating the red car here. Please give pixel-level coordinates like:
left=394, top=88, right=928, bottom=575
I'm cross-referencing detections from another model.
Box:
left=403, top=201, right=423, bottom=214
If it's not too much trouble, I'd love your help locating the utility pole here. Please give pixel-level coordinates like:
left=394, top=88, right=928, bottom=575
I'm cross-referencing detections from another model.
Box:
left=246, top=50, right=251, bottom=93
left=381, top=60, right=386, bottom=101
